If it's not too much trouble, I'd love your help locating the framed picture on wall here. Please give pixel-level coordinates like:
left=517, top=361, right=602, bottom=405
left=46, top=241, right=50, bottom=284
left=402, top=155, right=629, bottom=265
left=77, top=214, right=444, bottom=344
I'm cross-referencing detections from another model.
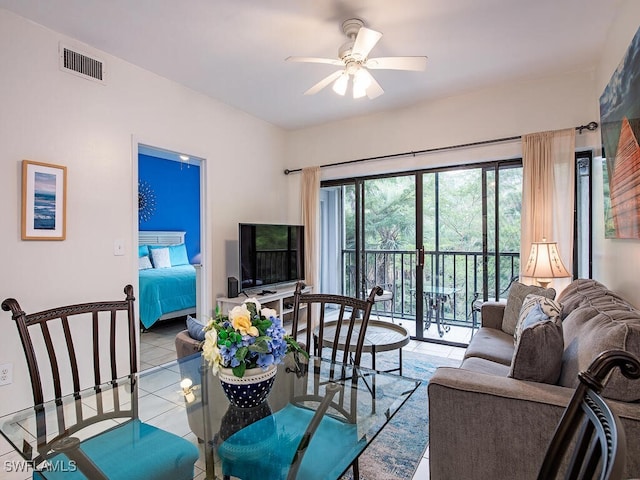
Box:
left=21, top=160, right=67, bottom=240
left=599, top=25, right=640, bottom=239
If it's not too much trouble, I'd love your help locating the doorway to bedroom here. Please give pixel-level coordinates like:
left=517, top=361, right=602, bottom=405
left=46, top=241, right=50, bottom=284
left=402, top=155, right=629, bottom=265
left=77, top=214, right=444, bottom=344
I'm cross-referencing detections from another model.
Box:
left=136, top=143, right=206, bottom=369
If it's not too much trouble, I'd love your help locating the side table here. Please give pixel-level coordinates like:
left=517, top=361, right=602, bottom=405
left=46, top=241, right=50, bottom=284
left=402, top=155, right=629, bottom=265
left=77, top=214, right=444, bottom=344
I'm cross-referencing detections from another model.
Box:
left=313, top=319, right=410, bottom=375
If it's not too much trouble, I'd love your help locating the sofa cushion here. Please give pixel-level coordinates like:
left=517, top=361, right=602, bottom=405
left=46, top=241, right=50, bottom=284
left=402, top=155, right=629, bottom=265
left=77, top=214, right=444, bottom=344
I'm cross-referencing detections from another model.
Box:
left=460, top=356, right=511, bottom=377
left=560, top=306, right=640, bottom=402
left=502, top=282, right=556, bottom=336
left=464, top=327, right=515, bottom=366
left=508, top=304, right=564, bottom=384
left=514, top=294, right=563, bottom=343
left=556, top=279, right=630, bottom=319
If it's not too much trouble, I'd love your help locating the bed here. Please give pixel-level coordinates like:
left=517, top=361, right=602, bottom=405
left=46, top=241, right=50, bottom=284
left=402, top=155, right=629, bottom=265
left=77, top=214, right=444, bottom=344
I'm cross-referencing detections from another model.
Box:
left=138, top=231, right=197, bottom=329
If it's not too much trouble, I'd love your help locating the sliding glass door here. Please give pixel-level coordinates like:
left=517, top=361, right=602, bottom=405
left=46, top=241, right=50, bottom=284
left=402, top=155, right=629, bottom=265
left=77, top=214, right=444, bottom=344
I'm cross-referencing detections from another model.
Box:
left=321, top=160, right=522, bottom=345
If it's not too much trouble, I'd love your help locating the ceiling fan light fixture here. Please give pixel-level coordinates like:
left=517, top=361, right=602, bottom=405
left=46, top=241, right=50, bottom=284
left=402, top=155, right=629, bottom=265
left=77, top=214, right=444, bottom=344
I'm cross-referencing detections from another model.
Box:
left=353, top=83, right=367, bottom=99
left=352, top=68, right=372, bottom=98
left=332, top=73, right=348, bottom=96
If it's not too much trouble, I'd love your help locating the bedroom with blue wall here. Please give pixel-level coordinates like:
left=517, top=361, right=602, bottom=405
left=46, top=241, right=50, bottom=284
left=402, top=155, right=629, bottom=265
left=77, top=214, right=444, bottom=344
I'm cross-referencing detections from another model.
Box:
left=138, top=154, right=201, bottom=262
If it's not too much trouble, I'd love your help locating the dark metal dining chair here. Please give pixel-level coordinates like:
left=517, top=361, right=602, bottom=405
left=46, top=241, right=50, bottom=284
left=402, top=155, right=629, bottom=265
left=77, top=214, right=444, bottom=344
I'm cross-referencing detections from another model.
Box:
left=291, top=280, right=383, bottom=367
left=537, top=350, right=640, bottom=480
left=2, top=285, right=199, bottom=480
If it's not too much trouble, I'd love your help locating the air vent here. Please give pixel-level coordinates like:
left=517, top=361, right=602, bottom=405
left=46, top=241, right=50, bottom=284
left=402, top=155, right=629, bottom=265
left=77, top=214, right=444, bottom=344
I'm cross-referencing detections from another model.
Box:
left=59, top=42, right=106, bottom=84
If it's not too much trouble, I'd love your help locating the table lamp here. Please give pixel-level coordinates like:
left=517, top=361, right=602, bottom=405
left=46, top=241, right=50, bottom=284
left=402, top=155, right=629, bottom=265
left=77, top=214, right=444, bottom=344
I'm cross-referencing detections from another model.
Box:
left=523, top=239, right=571, bottom=288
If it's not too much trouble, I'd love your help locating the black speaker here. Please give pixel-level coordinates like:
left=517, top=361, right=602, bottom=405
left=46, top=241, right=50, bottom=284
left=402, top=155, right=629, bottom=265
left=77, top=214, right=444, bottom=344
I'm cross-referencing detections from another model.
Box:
left=227, top=277, right=239, bottom=298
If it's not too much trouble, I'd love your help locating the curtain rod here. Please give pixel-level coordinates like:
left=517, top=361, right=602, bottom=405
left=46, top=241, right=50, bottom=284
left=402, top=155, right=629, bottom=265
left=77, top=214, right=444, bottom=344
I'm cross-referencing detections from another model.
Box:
left=283, top=121, right=599, bottom=175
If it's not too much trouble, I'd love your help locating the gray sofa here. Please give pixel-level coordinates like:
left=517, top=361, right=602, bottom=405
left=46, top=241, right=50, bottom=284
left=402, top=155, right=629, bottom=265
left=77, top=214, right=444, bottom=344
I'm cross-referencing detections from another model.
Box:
left=428, top=279, right=640, bottom=480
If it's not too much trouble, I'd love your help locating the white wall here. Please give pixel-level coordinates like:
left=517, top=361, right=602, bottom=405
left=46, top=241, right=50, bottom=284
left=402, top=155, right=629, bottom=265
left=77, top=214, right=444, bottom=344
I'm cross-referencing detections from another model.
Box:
left=591, top=0, right=640, bottom=307
left=0, top=9, right=289, bottom=414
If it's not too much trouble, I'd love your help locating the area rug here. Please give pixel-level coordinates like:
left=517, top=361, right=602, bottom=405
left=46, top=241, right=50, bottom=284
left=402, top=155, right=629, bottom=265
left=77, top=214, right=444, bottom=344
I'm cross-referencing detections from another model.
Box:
left=340, top=349, right=461, bottom=480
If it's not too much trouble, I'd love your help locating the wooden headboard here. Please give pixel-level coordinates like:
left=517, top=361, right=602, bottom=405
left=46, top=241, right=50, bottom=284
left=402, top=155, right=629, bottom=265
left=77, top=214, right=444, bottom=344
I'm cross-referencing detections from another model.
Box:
left=138, top=230, right=186, bottom=246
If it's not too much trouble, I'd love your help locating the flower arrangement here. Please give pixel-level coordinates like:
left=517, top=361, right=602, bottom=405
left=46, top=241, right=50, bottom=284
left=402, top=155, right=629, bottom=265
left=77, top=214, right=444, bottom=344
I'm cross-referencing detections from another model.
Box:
left=202, top=298, right=307, bottom=378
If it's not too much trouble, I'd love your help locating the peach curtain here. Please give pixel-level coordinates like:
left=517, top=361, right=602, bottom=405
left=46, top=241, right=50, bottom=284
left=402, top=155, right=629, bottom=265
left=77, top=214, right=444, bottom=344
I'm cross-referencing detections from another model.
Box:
left=301, top=167, right=321, bottom=291
left=520, top=128, right=575, bottom=293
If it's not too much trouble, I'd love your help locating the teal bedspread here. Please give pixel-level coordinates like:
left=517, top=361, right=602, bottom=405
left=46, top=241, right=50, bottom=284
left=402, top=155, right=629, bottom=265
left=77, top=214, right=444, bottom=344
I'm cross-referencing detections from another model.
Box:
left=139, top=265, right=196, bottom=328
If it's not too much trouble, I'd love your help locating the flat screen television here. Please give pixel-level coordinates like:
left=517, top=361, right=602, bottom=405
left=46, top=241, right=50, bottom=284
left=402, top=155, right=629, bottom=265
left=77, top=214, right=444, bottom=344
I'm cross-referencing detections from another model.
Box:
left=239, top=223, right=305, bottom=291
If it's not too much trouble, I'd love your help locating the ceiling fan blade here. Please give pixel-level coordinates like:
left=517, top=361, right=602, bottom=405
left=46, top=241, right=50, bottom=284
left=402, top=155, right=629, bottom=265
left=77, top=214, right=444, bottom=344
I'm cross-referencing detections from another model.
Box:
left=286, top=56, right=343, bottom=66
left=351, top=27, right=382, bottom=59
left=366, top=56, right=428, bottom=71
left=304, top=70, right=344, bottom=95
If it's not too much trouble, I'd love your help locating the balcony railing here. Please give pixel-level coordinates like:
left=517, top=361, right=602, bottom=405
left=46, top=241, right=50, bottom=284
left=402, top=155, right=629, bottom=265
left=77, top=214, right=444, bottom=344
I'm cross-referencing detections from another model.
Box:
left=342, top=249, right=520, bottom=330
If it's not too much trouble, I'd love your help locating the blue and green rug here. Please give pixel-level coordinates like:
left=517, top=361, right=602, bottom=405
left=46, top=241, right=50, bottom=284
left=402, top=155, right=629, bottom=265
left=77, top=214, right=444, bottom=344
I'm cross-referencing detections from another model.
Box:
left=340, top=349, right=461, bottom=480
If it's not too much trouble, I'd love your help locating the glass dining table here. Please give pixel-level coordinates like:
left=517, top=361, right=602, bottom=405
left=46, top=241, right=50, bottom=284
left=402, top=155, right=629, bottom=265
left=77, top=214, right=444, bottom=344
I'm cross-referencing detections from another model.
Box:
left=0, top=352, right=421, bottom=479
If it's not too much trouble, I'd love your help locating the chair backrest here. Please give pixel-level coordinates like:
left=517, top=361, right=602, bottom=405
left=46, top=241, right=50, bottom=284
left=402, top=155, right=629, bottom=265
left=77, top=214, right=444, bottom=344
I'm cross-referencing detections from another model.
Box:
left=290, top=281, right=382, bottom=367
left=537, top=350, right=640, bottom=480
left=2, top=286, right=139, bottom=465
left=2, top=285, right=138, bottom=406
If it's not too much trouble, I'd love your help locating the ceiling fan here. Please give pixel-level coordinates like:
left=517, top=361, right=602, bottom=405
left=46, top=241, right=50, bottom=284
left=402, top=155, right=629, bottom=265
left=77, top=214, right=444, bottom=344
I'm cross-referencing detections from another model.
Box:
left=286, top=18, right=427, bottom=99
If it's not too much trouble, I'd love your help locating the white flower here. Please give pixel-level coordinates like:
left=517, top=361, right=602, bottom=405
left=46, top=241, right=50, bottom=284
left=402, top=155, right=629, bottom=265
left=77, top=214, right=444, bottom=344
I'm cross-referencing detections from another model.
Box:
left=261, top=307, right=277, bottom=319
left=202, top=329, right=222, bottom=375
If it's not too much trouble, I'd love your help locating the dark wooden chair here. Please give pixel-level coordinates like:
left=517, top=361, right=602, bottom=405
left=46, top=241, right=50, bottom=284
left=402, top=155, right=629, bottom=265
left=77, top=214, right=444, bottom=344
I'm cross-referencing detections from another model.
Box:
left=537, top=350, right=640, bottom=480
left=218, top=281, right=382, bottom=480
left=291, top=280, right=383, bottom=367
left=2, top=285, right=199, bottom=480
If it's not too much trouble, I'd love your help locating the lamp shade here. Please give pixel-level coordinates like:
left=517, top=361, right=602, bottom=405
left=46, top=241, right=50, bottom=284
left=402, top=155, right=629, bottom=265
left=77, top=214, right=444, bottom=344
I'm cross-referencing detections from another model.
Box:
left=523, top=240, right=571, bottom=285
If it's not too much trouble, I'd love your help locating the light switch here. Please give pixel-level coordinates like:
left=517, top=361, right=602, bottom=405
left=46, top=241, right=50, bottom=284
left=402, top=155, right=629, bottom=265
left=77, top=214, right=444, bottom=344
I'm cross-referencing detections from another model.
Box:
left=114, top=239, right=125, bottom=256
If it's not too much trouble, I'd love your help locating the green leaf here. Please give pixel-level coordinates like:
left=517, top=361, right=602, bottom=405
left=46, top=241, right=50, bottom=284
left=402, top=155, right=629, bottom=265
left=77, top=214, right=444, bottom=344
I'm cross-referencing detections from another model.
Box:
left=248, top=337, right=270, bottom=353
left=233, top=363, right=246, bottom=378
left=245, top=302, right=258, bottom=317
left=235, top=346, right=248, bottom=361
left=286, top=337, right=309, bottom=358
left=254, top=319, right=272, bottom=335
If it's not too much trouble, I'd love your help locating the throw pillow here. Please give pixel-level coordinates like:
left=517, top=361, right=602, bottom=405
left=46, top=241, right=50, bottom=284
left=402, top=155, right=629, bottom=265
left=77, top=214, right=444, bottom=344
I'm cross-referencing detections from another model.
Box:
left=138, top=244, right=150, bottom=258
left=151, top=247, right=172, bottom=269
left=514, top=294, right=563, bottom=343
left=138, top=255, right=153, bottom=270
left=508, top=306, right=564, bottom=384
left=502, top=282, right=556, bottom=336
left=169, top=243, right=190, bottom=266
left=186, top=315, right=207, bottom=342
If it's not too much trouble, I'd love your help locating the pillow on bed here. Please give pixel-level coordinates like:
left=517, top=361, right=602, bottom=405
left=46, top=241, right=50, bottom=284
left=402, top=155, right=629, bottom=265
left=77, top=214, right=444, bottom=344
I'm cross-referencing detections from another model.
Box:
left=138, top=255, right=153, bottom=270
left=151, top=247, right=172, bottom=269
left=169, top=244, right=190, bottom=266
left=186, top=315, right=207, bottom=341
left=139, top=245, right=150, bottom=258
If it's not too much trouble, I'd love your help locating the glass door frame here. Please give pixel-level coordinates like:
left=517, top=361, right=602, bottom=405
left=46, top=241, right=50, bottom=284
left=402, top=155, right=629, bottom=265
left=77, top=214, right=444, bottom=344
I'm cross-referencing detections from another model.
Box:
left=322, top=158, right=524, bottom=344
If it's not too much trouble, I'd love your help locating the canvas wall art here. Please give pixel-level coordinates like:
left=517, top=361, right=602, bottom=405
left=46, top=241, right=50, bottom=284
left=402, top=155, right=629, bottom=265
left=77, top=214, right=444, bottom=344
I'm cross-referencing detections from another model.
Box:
left=22, top=160, right=67, bottom=240
left=600, top=26, right=640, bottom=239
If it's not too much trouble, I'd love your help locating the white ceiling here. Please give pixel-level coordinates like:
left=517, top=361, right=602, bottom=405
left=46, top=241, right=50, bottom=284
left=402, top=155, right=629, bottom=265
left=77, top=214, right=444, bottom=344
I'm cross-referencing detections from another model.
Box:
left=0, top=0, right=623, bottom=130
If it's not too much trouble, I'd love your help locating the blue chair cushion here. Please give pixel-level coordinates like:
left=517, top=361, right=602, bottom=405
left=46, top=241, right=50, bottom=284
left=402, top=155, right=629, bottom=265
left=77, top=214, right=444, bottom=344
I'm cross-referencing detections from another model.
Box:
left=218, top=403, right=366, bottom=480
left=32, top=419, right=199, bottom=480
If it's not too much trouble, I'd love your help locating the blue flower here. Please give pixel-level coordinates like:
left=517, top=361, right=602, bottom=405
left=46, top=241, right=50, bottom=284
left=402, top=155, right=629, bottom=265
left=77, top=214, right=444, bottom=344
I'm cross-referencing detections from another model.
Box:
left=257, top=353, right=275, bottom=368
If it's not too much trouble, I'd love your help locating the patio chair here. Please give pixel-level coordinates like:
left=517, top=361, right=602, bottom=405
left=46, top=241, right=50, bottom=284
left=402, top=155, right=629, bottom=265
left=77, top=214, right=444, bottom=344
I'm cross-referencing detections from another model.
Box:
left=2, top=285, right=199, bottom=480
left=537, top=350, right=640, bottom=480
left=370, top=283, right=397, bottom=324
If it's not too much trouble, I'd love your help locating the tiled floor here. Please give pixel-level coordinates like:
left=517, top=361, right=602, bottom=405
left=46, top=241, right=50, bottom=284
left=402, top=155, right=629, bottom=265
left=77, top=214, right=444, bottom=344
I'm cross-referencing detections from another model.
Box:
left=0, top=315, right=466, bottom=480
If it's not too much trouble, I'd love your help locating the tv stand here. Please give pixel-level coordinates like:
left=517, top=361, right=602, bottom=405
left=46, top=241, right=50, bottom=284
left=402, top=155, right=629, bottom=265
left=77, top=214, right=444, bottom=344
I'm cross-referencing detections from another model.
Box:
left=216, top=284, right=312, bottom=324
left=257, top=289, right=277, bottom=296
